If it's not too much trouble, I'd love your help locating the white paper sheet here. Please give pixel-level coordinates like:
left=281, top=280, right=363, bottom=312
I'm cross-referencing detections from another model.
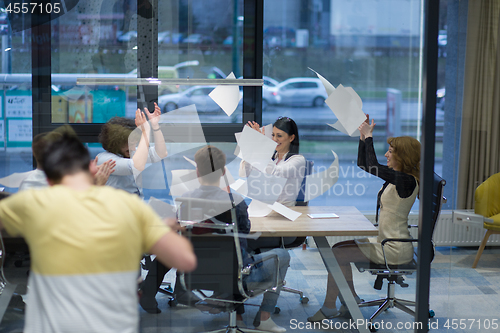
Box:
left=234, top=132, right=243, bottom=159
left=262, top=123, right=273, bottom=140
left=183, top=156, right=197, bottom=167
left=148, top=197, right=177, bottom=219
left=169, top=169, right=199, bottom=196
left=327, top=121, right=360, bottom=137
left=0, top=170, right=36, bottom=188
left=325, top=84, right=366, bottom=136
left=209, top=72, right=242, bottom=116
left=267, top=202, right=302, bottom=221
left=248, top=199, right=273, bottom=217
left=309, top=67, right=336, bottom=96
left=304, top=150, right=340, bottom=202
left=230, top=178, right=247, bottom=195
left=238, top=125, right=276, bottom=173
left=157, top=104, right=207, bottom=146
left=245, top=168, right=287, bottom=203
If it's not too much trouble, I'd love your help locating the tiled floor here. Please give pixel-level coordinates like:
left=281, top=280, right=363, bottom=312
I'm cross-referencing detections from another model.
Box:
left=1, top=245, right=499, bottom=333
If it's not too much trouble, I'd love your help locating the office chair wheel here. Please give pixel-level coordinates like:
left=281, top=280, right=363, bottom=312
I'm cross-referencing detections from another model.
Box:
left=274, top=306, right=281, bottom=314
left=429, top=309, right=435, bottom=318
left=300, top=296, right=309, bottom=304
left=168, top=298, right=178, bottom=307
left=369, top=325, right=377, bottom=333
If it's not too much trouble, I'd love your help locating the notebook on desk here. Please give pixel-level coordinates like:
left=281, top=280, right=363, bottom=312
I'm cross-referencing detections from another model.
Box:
left=307, top=213, right=339, bottom=219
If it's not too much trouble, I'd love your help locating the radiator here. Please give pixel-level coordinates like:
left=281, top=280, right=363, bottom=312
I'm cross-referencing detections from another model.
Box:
left=315, top=210, right=500, bottom=248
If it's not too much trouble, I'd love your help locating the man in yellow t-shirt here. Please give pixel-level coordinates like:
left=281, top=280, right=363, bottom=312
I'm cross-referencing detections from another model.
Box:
left=0, top=132, right=196, bottom=333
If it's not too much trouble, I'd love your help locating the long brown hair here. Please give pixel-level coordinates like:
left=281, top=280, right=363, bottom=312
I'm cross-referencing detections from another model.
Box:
left=387, top=136, right=420, bottom=183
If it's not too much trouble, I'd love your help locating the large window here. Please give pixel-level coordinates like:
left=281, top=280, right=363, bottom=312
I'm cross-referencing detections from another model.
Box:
left=262, top=0, right=432, bottom=212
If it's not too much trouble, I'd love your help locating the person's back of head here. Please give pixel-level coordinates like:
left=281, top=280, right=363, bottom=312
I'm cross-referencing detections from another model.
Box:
left=194, top=145, right=226, bottom=184
left=39, top=128, right=91, bottom=184
left=32, top=132, right=63, bottom=170
left=99, top=117, right=135, bottom=156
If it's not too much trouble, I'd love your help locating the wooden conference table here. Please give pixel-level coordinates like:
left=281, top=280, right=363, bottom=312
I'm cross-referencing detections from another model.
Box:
left=251, top=206, right=378, bottom=333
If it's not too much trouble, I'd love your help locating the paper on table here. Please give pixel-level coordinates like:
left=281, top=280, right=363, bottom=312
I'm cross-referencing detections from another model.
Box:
left=304, top=150, right=339, bottom=202
left=246, top=168, right=287, bottom=203
left=0, top=170, right=36, bottom=188
left=267, top=202, right=302, bottom=221
left=209, top=72, right=242, bottom=116
left=148, top=197, right=177, bottom=219
left=309, top=67, right=336, bottom=96
left=325, top=84, right=366, bottom=136
left=239, top=125, right=276, bottom=173
left=248, top=199, right=274, bottom=217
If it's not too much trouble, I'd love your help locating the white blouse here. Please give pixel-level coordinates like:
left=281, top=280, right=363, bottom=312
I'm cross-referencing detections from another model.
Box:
left=239, top=154, right=306, bottom=206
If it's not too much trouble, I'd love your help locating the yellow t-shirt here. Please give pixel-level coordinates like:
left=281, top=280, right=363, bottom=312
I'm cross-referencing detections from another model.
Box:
left=0, top=185, right=170, bottom=333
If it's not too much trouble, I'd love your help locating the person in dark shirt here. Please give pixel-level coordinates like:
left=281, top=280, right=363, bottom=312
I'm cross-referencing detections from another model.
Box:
left=308, top=117, right=421, bottom=322
left=141, top=146, right=290, bottom=333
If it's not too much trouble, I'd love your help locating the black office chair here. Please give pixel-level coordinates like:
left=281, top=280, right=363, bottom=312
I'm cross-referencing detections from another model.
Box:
left=278, top=160, right=313, bottom=305
left=355, top=173, right=446, bottom=328
left=176, top=197, right=281, bottom=333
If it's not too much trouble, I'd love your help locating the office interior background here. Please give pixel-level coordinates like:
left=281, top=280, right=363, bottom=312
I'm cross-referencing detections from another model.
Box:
left=0, top=0, right=499, bottom=332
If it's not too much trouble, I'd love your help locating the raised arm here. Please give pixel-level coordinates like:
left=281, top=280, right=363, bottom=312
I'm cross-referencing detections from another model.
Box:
left=131, top=109, right=151, bottom=172
left=147, top=103, right=168, bottom=159
left=358, top=121, right=417, bottom=197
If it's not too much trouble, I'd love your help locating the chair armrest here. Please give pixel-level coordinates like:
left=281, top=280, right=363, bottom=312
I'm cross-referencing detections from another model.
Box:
left=380, top=238, right=418, bottom=272
left=381, top=238, right=418, bottom=246
left=452, top=210, right=493, bottom=227
left=239, top=253, right=280, bottom=299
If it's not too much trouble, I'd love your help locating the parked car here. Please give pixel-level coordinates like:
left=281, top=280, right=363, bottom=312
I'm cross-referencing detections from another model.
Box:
left=237, top=76, right=280, bottom=110
left=128, top=60, right=200, bottom=95
left=436, top=87, right=445, bottom=110
left=182, top=34, right=215, bottom=45
left=271, top=77, right=328, bottom=107
left=158, top=85, right=221, bottom=112
left=158, top=31, right=171, bottom=44
left=117, top=31, right=137, bottom=43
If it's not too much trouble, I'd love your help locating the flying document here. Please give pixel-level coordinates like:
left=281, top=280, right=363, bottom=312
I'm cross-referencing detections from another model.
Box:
left=309, top=68, right=364, bottom=137
left=209, top=72, right=242, bottom=116
left=238, top=125, right=277, bottom=173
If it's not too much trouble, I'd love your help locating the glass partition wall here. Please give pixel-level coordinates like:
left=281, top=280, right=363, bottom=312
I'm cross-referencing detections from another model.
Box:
left=3, top=1, right=497, bottom=333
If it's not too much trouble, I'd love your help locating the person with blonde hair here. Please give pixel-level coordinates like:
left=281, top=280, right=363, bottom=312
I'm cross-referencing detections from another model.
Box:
left=308, top=116, right=421, bottom=322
